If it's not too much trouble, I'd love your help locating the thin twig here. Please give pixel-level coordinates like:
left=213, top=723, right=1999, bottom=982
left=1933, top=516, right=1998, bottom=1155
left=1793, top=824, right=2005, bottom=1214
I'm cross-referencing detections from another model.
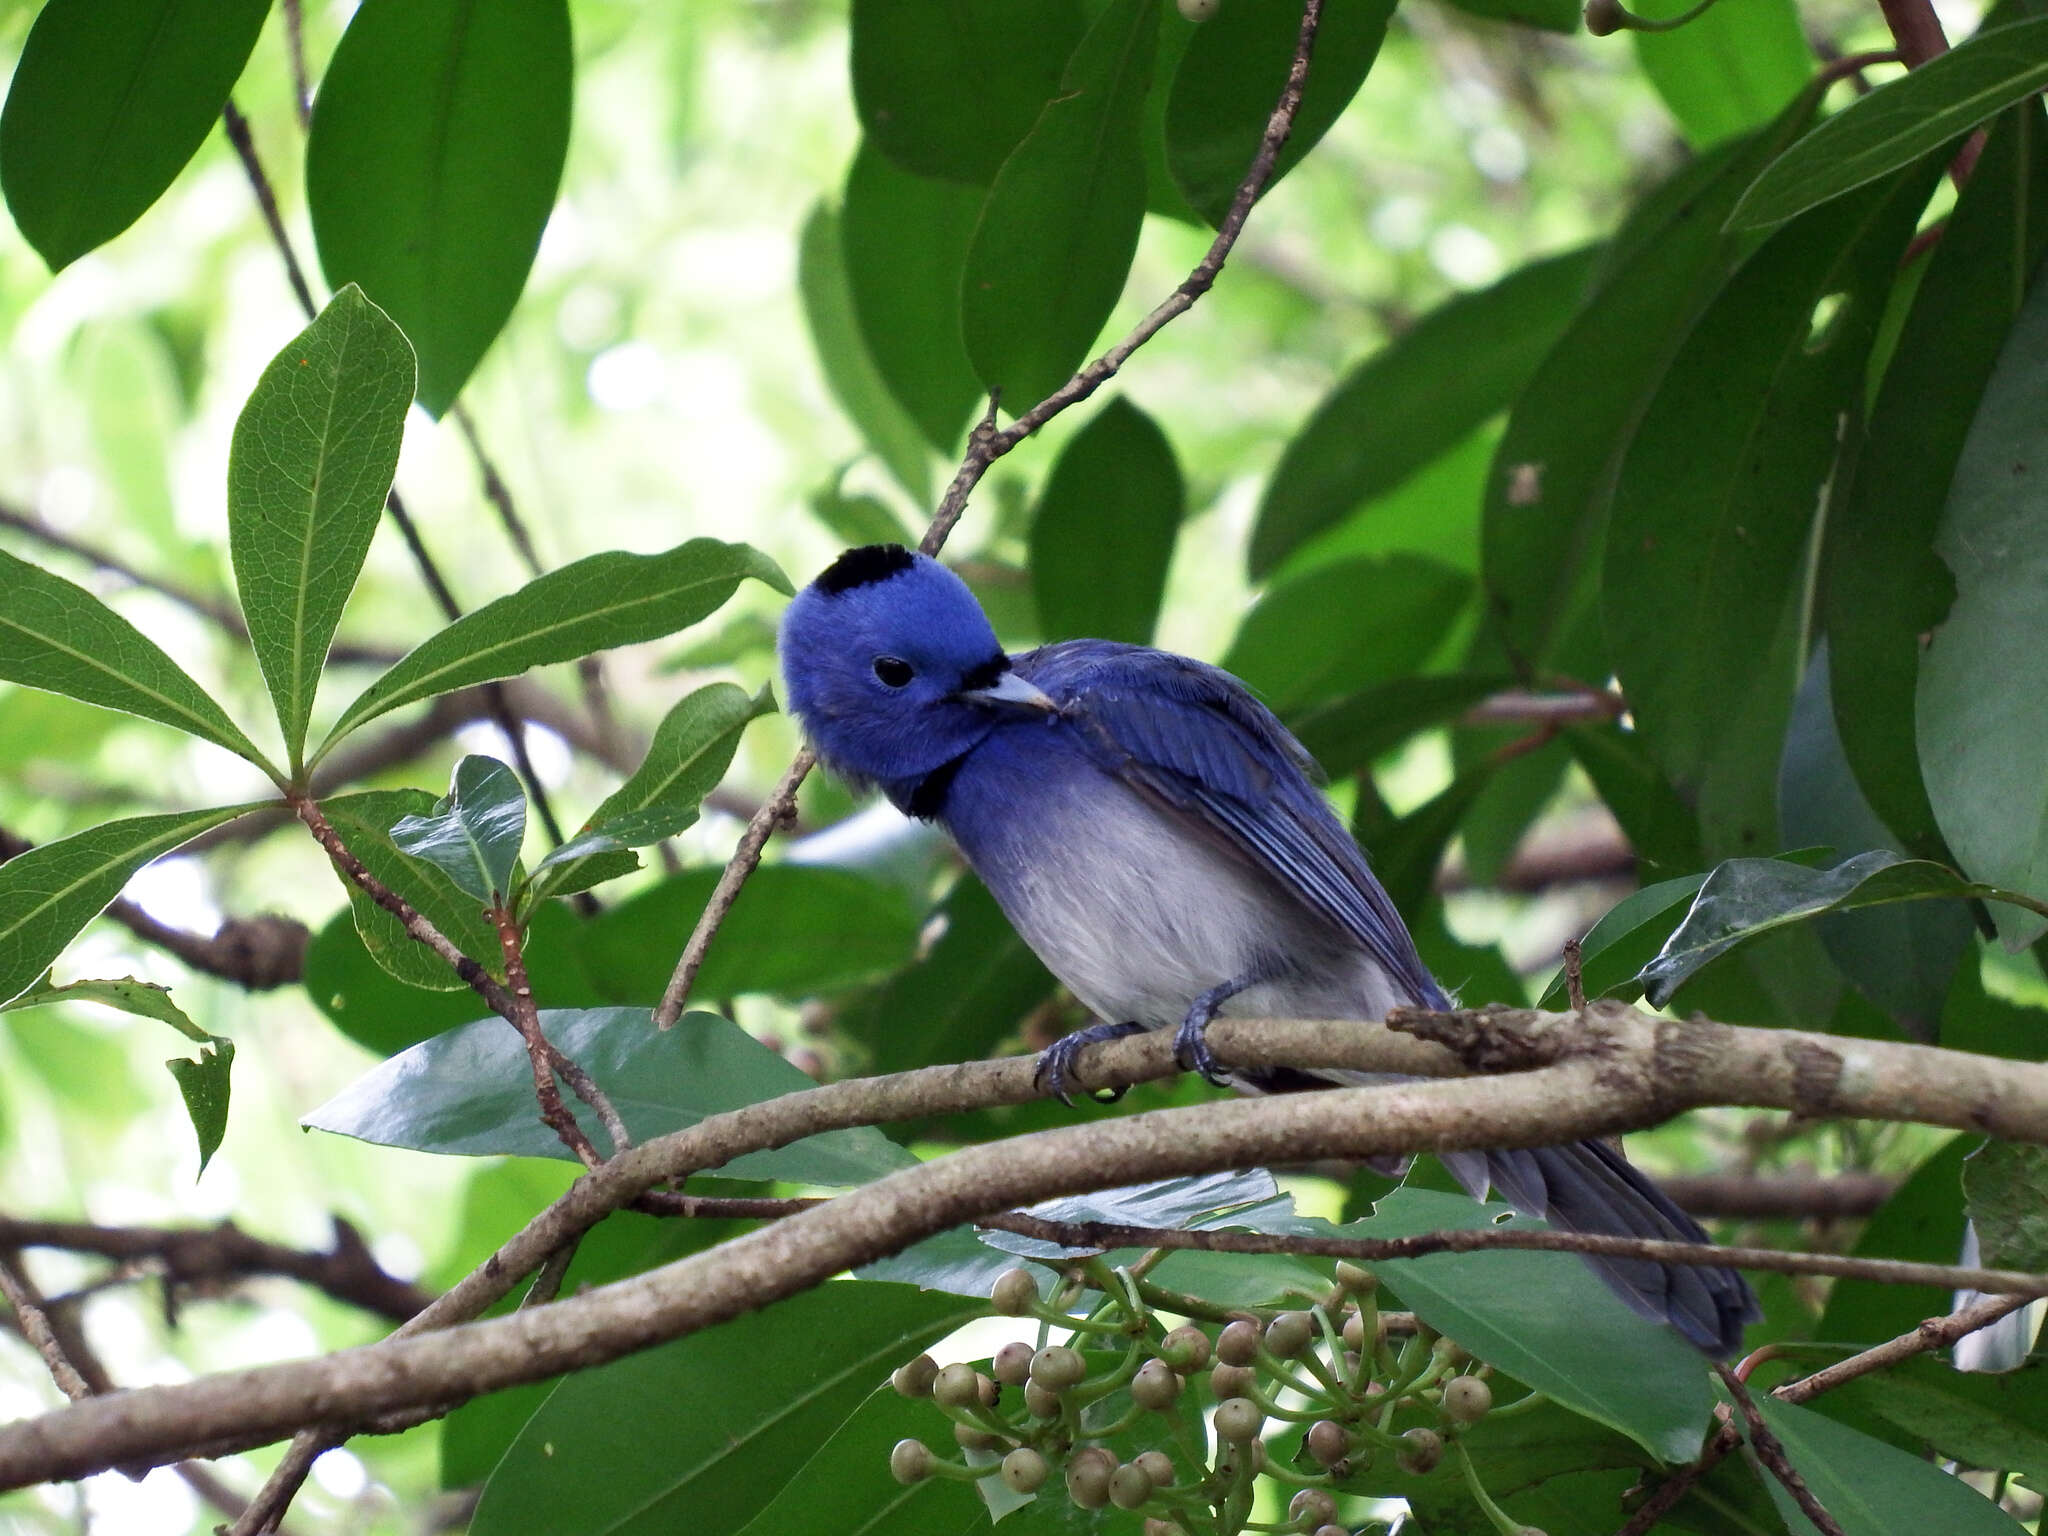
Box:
left=649, top=0, right=1328, bottom=1026
left=0, top=1253, right=90, bottom=1401
left=1563, top=937, right=1588, bottom=1011
left=220, top=99, right=317, bottom=319
left=1716, top=1364, right=1847, bottom=1536
left=493, top=907, right=600, bottom=1167
left=1774, top=1291, right=2037, bottom=1405
left=1613, top=1423, right=1739, bottom=1536
left=280, top=0, right=312, bottom=130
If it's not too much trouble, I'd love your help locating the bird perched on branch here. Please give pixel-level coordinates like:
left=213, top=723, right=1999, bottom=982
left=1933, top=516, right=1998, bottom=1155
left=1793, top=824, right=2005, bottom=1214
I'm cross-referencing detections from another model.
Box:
left=779, top=543, right=1758, bottom=1356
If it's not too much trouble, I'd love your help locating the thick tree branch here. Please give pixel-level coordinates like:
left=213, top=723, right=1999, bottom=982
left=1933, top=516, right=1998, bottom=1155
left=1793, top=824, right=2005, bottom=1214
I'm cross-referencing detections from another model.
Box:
left=3, top=1006, right=2046, bottom=1485
left=650, top=0, right=1327, bottom=1026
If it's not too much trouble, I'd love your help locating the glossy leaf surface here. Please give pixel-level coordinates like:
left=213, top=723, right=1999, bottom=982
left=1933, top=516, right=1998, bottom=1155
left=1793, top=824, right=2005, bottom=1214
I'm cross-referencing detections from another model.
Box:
left=1029, top=397, right=1184, bottom=644
left=389, top=756, right=527, bottom=905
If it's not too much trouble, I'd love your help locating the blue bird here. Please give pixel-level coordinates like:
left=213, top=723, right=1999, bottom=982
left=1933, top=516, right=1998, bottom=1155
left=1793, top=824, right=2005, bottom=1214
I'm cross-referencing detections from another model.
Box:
left=780, top=544, right=1759, bottom=1356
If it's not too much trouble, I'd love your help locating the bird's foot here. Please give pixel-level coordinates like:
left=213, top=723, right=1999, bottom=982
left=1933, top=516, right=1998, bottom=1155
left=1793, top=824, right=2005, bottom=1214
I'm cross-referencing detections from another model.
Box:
left=1172, top=1008, right=1230, bottom=1087
left=1036, top=1021, right=1146, bottom=1106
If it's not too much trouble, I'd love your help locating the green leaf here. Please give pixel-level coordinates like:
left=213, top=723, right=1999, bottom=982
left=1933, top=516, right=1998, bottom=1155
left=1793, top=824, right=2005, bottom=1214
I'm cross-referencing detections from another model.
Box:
left=0, top=0, right=269, bottom=269
left=1537, top=873, right=1707, bottom=1009
left=1367, top=764, right=1502, bottom=918
left=1375, top=1400, right=1658, bottom=1536
left=850, top=0, right=1085, bottom=185
left=1249, top=245, right=1598, bottom=577
left=0, top=806, right=262, bottom=1006
left=390, top=756, right=528, bottom=906
left=306, top=0, right=573, bottom=415
left=1918, top=260, right=2048, bottom=947
left=227, top=285, right=416, bottom=772
left=1165, top=0, right=1397, bottom=227
left=961, top=0, right=1159, bottom=408
left=306, top=1005, right=920, bottom=1183
left=1290, top=672, right=1512, bottom=780
left=1222, top=554, right=1472, bottom=716
left=1606, top=164, right=1938, bottom=841
left=1738, top=1390, right=2027, bottom=1536
left=0, top=976, right=234, bottom=1172
left=529, top=683, right=773, bottom=904
left=797, top=201, right=934, bottom=502
left=841, top=142, right=986, bottom=452
left=1729, top=16, right=2048, bottom=230
left=471, top=1281, right=978, bottom=1536
left=1964, top=1140, right=2048, bottom=1270
left=1435, top=0, right=1581, bottom=32
left=1635, top=850, right=2044, bottom=1009
left=1818, top=1135, right=1971, bottom=1345
left=1568, top=722, right=1702, bottom=876
left=319, top=789, right=508, bottom=992
left=575, top=865, right=921, bottom=1005
left=1631, top=0, right=1811, bottom=149
left=729, top=1387, right=988, bottom=1536
left=1824, top=108, right=2048, bottom=859
left=0, top=549, right=274, bottom=772
left=1830, top=1355, right=2048, bottom=1481
left=806, top=481, right=917, bottom=550
left=1028, top=397, right=1185, bottom=645
left=316, top=539, right=788, bottom=759
left=839, top=874, right=1055, bottom=1078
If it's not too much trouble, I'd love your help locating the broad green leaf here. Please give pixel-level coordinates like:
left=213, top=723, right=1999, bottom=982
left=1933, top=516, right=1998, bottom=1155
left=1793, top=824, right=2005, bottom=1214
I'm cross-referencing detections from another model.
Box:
left=1729, top=16, right=2048, bottom=230
left=316, top=539, right=788, bottom=758
left=0, top=975, right=233, bottom=1172
left=1222, top=554, right=1472, bottom=716
left=1818, top=1135, right=1970, bottom=1345
left=1941, top=957, right=2048, bottom=1063
left=850, top=0, right=1084, bottom=184
left=306, top=0, right=572, bottom=415
left=1274, top=425, right=1498, bottom=581
left=528, top=683, right=772, bottom=904
left=1780, top=645, right=1971, bottom=1032
left=1963, top=1141, right=2048, bottom=1270
left=0, top=806, right=261, bottom=1006
left=961, top=0, right=1158, bottom=408
left=0, top=0, right=269, bottom=269
left=0, top=549, right=273, bottom=772
left=471, top=1282, right=977, bottom=1536
left=1290, top=671, right=1512, bottom=780
left=1436, top=0, right=1580, bottom=31
left=319, top=789, right=507, bottom=992
left=390, top=756, right=528, bottom=905
left=798, top=202, right=933, bottom=502
left=576, top=864, right=921, bottom=1005
left=1569, top=722, right=1703, bottom=876
left=1165, top=0, right=1397, bottom=227
left=1740, top=1391, right=2026, bottom=1536
left=806, top=481, right=917, bottom=550
left=1375, top=1400, right=1659, bottom=1536
left=305, top=1005, right=919, bottom=1182
left=840, top=874, right=1054, bottom=1077
left=1481, top=129, right=1779, bottom=686
left=1029, top=397, right=1184, bottom=645
left=1452, top=728, right=1569, bottom=886
left=303, top=902, right=602, bottom=1058
left=1637, top=851, right=2046, bottom=1007
left=1366, top=764, right=1501, bottom=918
left=1249, top=246, right=1598, bottom=577
left=841, top=142, right=986, bottom=452
left=1825, top=108, right=2048, bottom=858
left=1606, top=164, right=1937, bottom=847
left=1830, top=1355, right=2048, bottom=1481
left=227, top=285, right=415, bottom=772
left=1918, top=262, right=2048, bottom=947
left=1537, top=873, right=1707, bottom=1009
left=1262, top=1189, right=1716, bottom=1464
left=1632, top=0, right=1811, bottom=149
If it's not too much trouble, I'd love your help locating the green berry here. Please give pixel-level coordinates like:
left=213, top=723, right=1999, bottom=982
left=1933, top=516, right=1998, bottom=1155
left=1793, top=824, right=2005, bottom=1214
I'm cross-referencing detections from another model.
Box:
left=1265, top=1311, right=1314, bottom=1358
left=890, top=1438, right=933, bottom=1484
left=1432, top=1337, right=1469, bottom=1369
left=955, top=1420, right=1000, bottom=1451
left=1066, top=1454, right=1113, bottom=1509
left=1134, top=1450, right=1175, bottom=1486
left=991, top=1267, right=1039, bottom=1316
left=1158, top=1324, right=1211, bottom=1373
left=1109, top=1462, right=1155, bottom=1510
left=1305, top=1419, right=1348, bottom=1469
left=1001, top=1447, right=1049, bottom=1493
left=1216, top=1319, right=1261, bottom=1366
left=934, top=1362, right=981, bottom=1408
left=1209, top=1362, right=1256, bottom=1401
left=994, top=1341, right=1033, bottom=1387
left=892, top=1354, right=939, bottom=1398
left=1397, top=1426, right=1444, bottom=1475
left=1342, top=1310, right=1365, bottom=1351
left=1335, top=1260, right=1377, bottom=1295
left=1145, top=1521, right=1180, bottom=1536
left=1289, top=1488, right=1338, bottom=1528
left=1024, top=1380, right=1062, bottom=1418
left=1215, top=1396, right=1264, bottom=1443
left=1131, top=1359, right=1182, bottom=1410
left=1442, top=1375, right=1492, bottom=1423
left=976, top=1372, right=1000, bottom=1409
left=1314, top=1526, right=1351, bottom=1536
left=1030, top=1345, right=1087, bottom=1390
left=1176, top=0, right=1220, bottom=20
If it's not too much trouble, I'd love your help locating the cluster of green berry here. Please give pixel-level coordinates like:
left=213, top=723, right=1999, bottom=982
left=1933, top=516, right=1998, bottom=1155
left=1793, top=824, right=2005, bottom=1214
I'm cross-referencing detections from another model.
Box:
left=885, top=1259, right=1546, bottom=1536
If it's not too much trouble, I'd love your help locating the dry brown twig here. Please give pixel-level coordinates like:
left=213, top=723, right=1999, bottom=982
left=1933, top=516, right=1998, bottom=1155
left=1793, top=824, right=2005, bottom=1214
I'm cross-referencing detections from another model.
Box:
left=650, top=0, right=1329, bottom=1028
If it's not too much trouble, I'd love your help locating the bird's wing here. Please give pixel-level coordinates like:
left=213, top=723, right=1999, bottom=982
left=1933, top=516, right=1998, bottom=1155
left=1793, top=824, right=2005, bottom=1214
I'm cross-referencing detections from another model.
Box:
left=1014, top=641, right=1444, bottom=1007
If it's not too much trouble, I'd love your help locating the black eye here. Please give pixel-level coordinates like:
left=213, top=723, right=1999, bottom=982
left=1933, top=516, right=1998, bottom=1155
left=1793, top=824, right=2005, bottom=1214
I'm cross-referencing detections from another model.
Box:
left=872, top=655, right=914, bottom=688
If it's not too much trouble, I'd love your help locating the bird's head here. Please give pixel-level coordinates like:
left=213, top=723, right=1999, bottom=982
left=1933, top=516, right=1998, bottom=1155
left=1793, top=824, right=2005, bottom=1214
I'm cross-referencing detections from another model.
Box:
left=779, top=544, right=1054, bottom=792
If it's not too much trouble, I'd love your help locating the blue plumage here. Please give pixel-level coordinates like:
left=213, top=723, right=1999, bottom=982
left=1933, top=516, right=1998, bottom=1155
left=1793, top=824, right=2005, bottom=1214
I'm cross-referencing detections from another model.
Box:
left=780, top=545, right=1758, bottom=1356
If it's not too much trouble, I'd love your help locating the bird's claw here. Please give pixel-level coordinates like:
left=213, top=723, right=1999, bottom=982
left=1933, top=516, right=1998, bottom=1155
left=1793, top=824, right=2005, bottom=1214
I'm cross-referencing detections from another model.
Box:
left=1035, top=1021, right=1144, bottom=1106
left=1172, top=1013, right=1230, bottom=1086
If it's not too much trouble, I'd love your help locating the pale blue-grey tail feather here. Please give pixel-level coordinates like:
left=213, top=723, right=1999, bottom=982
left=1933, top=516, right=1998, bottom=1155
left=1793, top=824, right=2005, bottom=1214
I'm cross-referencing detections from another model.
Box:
left=1444, top=1141, right=1760, bottom=1358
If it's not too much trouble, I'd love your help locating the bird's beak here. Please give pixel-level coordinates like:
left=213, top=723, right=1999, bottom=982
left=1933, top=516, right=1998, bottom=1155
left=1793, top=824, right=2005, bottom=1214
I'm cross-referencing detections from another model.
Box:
left=959, top=671, right=1058, bottom=714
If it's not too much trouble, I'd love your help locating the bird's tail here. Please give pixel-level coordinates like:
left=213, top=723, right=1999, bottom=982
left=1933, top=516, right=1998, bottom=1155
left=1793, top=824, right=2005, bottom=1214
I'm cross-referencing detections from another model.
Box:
left=1441, top=1140, right=1760, bottom=1357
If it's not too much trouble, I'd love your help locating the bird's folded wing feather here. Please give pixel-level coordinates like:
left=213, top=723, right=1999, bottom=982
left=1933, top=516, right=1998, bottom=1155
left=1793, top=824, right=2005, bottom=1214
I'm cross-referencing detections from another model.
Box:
left=1016, top=642, right=1444, bottom=1007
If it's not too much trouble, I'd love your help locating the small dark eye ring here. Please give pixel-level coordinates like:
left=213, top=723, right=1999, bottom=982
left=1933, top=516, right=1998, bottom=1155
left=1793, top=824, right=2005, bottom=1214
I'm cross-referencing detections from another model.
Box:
left=872, top=656, right=914, bottom=688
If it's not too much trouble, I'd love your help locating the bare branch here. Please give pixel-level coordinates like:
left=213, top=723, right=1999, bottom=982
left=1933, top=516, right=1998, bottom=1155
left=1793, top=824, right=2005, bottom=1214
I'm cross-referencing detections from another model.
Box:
left=1657, top=1172, right=1894, bottom=1221
left=1775, top=1292, right=2038, bottom=1405
left=220, top=99, right=317, bottom=319
left=0, top=1252, right=91, bottom=1402
left=1718, top=1364, right=1847, bottom=1536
